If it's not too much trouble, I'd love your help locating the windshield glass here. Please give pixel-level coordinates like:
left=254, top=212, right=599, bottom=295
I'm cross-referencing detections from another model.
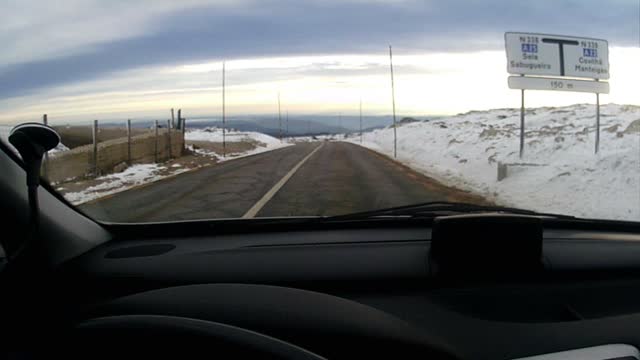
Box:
left=1, top=1, right=638, bottom=223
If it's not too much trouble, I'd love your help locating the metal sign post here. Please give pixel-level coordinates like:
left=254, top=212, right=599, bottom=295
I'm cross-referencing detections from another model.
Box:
left=520, top=87, right=525, bottom=159
left=505, top=32, right=609, bottom=158
left=595, top=90, right=600, bottom=154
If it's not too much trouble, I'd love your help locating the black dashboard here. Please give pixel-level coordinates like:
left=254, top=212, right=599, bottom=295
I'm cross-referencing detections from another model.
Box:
left=60, top=224, right=640, bottom=360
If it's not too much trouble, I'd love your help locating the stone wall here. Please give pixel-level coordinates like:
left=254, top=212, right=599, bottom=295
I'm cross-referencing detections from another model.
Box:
left=46, top=128, right=184, bottom=184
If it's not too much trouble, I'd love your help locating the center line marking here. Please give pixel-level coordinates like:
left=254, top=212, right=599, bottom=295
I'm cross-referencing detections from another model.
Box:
left=242, top=143, right=324, bottom=218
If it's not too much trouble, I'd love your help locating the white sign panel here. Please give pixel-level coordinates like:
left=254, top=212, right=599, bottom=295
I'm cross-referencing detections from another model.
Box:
left=505, top=32, right=609, bottom=80
left=508, top=76, right=610, bottom=94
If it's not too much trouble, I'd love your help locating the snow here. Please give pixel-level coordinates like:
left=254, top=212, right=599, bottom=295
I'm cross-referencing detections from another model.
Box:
left=61, top=128, right=290, bottom=205
left=185, top=144, right=224, bottom=161
left=186, top=127, right=286, bottom=147
left=185, top=127, right=293, bottom=161
left=62, top=163, right=189, bottom=205
left=49, top=142, right=70, bottom=154
left=347, top=104, right=640, bottom=221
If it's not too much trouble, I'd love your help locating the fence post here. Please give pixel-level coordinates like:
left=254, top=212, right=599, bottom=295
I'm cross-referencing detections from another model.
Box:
left=167, top=119, right=172, bottom=160
left=180, top=110, right=186, bottom=155
left=127, top=119, right=132, bottom=164
left=92, top=120, right=99, bottom=176
left=154, top=120, right=159, bottom=163
left=497, top=162, right=508, bottom=181
left=42, top=114, right=49, bottom=179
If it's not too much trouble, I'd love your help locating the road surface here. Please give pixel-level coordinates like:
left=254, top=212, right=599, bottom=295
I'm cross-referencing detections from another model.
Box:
left=80, top=141, right=486, bottom=222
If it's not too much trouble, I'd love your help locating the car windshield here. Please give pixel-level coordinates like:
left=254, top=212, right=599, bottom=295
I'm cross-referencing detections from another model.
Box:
left=1, top=1, right=638, bottom=223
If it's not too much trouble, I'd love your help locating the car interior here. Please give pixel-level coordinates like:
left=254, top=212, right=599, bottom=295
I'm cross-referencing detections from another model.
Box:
left=2, top=124, right=640, bottom=359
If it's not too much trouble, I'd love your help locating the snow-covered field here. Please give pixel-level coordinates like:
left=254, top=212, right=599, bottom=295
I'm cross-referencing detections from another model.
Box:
left=185, top=127, right=293, bottom=161
left=348, top=104, right=640, bottom=221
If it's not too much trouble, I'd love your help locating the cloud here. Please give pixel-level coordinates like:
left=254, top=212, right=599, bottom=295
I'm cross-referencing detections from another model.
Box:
left=0, top=0, right=637, bottom=119
left=2, top=46, right=637, bottom=124
left=0, top=0, right=244, bottom=67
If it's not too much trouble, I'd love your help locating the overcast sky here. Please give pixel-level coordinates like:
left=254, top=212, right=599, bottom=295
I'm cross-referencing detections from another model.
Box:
left=1, top=0, right=638, bottom=124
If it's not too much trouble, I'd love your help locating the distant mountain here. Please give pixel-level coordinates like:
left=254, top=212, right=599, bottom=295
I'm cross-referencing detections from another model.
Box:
left=183, top=115, right=398, bottom=136
left=100, top=114, right=423, bottom=136
left=186, top=119, right=349, bottom=137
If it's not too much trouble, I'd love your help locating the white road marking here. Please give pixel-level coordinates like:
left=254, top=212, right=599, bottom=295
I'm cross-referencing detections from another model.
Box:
left=242, top=143, right=324, bottom=218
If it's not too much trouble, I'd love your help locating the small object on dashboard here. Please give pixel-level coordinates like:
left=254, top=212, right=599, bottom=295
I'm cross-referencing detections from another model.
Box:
left=429, top=213, right=543, bottom=281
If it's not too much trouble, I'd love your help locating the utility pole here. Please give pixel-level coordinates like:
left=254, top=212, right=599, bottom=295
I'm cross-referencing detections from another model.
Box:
left=595, top=83, right=600, bottom=154
left=278, top=92, right=282, bottom=142
left=359, top=100, right=363, bottom=144
left=520, top=85, right=525, bottom=159
left=222, top=61, right=226, bottom=158
left=286, top=110, right=289, bottom=142
left=389, top=45, right=397, bottom=158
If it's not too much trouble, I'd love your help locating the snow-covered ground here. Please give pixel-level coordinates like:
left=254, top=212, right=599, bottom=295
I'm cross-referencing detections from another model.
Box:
left=59, top=127, right=290, bottom=205
left=185, top=127, right=293, bottom=161
left=59, top=163, right=191, bottom=205
left=347, top=103, right=640, bottom=221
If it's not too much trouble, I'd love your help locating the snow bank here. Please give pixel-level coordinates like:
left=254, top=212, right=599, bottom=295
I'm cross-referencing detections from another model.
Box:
left=49, top=143, right=70, bottom=154
left=185, top=127, right=292, bottom=161
left=349, top=104, right=640, bottom=221
left=61, top=163, right=189, bottom=205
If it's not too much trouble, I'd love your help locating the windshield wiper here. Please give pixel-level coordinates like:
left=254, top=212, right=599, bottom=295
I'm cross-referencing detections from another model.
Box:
left=327, top=201, right=576, bottom=221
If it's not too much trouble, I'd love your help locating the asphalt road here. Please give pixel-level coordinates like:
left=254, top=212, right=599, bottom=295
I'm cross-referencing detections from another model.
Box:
left=80, top=141, right=485, bottom=222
